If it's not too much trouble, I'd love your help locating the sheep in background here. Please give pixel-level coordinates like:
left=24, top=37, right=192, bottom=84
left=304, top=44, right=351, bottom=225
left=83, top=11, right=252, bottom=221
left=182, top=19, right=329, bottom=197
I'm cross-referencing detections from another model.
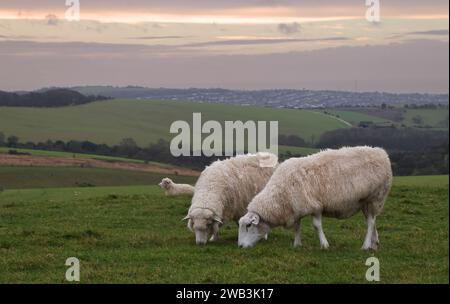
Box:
left=238, top=146, right=392, bottom=250
left=184, top=152, right=278, bottom=245
left=158, top=177, right=195, bottom=196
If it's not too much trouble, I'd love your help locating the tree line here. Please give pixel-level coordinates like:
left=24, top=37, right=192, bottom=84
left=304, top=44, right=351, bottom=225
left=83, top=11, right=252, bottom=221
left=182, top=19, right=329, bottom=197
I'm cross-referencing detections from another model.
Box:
left=316, top=127, right=449, bottom=176
left=0, top=89, right=108, bottom=107
left=0, top=126, right=448, bottom=176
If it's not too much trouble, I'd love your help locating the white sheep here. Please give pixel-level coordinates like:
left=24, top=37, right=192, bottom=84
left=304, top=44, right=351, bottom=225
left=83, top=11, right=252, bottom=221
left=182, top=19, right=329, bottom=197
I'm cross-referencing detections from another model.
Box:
left=238, top=146, right=392, bottom=250
left=183, top=152, right=278, bottom=245
left=158, top=177, right=195, bottom=196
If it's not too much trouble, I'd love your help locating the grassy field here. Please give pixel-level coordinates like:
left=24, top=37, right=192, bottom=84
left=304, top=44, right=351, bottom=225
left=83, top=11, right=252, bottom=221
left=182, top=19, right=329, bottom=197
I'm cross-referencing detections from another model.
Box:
left=0, top=174, right=447, bottom=283
left=0, top=166, right=197, bottom=190
left=278, top=145, right=319, bottom=156
left=320, top=109, right=392, bottom=126
left=403, top=109, right=449, bottom=128
left=0, top=147, right=177, bottom=169
left=319, top=108, right=448, bottom=128
left=1, top=146, right=317, bottom=163
left=0, top=99, right=347, bottom=147
left=0, top=147, right=146, bottom=163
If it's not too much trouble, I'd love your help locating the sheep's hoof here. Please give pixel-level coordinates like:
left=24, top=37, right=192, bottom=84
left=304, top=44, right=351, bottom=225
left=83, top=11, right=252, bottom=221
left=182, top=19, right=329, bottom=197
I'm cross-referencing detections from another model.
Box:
left=361, top=244, right=377, bottom=251
left=320, top=243, right=330, bottom=250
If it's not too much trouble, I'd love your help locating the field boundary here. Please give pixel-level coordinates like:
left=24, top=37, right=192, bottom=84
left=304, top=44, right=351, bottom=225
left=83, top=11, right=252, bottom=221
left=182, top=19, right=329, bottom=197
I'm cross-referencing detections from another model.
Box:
left=0, top=154, right=200, bottom=177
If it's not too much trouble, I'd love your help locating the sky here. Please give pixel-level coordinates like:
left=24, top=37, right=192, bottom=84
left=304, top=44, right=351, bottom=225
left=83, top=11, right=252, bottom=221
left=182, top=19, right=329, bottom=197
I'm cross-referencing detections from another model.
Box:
left=0, top=0, right=448, bottom=93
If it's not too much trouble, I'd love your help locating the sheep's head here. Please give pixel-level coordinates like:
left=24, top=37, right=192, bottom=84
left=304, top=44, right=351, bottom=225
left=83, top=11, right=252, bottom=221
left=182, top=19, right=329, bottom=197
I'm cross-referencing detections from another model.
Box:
left=183, top=208, right=222, bottom=245
left=158, top=178, right=173, bottom=190
left=238, top=212, right=270, bottom=248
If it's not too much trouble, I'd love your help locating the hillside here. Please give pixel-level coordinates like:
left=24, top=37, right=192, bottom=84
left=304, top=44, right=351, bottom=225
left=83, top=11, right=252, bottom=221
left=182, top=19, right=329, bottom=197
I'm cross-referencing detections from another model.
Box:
left=0, top=99, right=348, bottom=146
left=319, top=107, right=449, bottom=129
left=0, top=89, right=107, bottom=107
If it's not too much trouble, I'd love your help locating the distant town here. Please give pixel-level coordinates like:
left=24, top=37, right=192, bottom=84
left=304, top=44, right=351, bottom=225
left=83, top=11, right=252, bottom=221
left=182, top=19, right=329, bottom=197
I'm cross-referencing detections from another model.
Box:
left=73, top=86, right=449, bottom=109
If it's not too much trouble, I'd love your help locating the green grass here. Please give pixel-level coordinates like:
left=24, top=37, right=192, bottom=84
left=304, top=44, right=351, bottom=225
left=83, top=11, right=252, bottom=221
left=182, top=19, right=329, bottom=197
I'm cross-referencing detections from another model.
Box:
left=0, top=166, right=197, bottom=190
left=320, top=109, right=392, bottom=126
left=0, top=99, right=348, bottom=147
left=0, top=175, right=447, bottom=283
left=319, top=108, right=449, bottom=129
left=278, top=145, right=319, bottom=155
left=392, top=175, right=449, bottom=188
left=0, top=146, right=176, bottom=168
left=403, top=109, right=449, bottom=128
left=0, top=147, right=146, bottom=163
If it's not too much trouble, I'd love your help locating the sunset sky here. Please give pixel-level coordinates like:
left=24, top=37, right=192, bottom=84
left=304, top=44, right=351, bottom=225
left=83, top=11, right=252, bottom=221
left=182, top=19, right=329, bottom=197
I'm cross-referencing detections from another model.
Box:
left=0, top=0, right=448, bottom=92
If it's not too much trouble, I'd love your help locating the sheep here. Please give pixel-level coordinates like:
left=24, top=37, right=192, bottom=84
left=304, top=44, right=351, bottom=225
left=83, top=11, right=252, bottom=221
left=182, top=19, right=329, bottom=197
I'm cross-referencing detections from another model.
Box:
left=158, top=177, right=195, bottom=196
left=183, top=152, right=278, bottom=245
left=238, top=146, right=392, bottom=250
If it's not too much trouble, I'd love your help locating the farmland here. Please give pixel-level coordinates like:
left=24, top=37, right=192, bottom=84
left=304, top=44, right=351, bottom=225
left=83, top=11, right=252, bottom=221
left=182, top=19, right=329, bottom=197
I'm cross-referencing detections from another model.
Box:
left=0, top=166, right=197, bottom=190
left=0, top=99, right=348, bottom=147
left=0, top=98, right=448, bottom=283
left=319, top=107, right=449, bottom=129
left=0, top=172, right=447, bottom=283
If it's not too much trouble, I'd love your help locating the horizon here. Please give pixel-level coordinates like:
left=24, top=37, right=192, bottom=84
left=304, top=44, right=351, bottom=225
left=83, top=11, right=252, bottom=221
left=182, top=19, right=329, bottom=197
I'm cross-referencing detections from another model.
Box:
left=3, top=85, right=450, bottom=97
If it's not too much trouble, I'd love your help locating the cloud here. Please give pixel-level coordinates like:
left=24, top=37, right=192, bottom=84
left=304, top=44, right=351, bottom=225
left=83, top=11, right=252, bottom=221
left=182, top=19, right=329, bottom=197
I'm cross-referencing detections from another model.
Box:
left=278, top=22, right=301, bottom=34
left=1, top=39, right=446, bottom=93
left=389, top=29, right=449, bottom=40
left=130, top=36, right=187, bottom=40
left=185, top=37, right=349, bottom=47
left=405, top=29, right=449, bottom=36
left=1, top=0, right=448, bottom=23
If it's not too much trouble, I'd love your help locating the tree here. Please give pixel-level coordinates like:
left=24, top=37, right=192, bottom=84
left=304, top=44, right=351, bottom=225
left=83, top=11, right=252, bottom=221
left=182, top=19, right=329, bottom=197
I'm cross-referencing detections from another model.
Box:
left=0, top=132, right=5, bottom=146
left=7, top=135, right=19, bottom=147
left=278, top=134, right=306, bottom=147
left=118, top=138, right=138, bottom=157
left=412, top=115, right=423, bottom=125
left=66, top=140, right=83, bottom=153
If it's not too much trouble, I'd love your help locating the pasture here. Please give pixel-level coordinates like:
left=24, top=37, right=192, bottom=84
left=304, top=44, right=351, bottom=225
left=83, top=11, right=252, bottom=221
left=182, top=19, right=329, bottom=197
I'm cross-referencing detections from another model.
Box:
left=0, top=99, right=347, bottom=147
left=0, top=174, right=447, bottom=283
left=320, top=108, right=449, bottom=128
left=0, top=166, right=197, bottom=189
left=0, top=147, right=145, bottom=164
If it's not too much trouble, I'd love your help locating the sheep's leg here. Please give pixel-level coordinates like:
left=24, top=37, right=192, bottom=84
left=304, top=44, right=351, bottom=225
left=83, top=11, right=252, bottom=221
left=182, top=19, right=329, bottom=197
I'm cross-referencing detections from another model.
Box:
left=362, top=214, right=376, bottom=250
left=209, top=231, right=219, bottom=242
left=372, top=226, right=379, bottom=247
left=210, top=223, right=220, bottom=242
left=312, top=214, right=329, bottom=249
left=293, top=220, right=302, bottom=247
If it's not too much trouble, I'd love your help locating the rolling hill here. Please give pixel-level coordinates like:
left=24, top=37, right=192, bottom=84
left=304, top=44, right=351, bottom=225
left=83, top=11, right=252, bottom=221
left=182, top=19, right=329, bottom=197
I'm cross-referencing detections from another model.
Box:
left=0, top=99, right=348, bottom=147
left=319, top=107, right=449, bottom=129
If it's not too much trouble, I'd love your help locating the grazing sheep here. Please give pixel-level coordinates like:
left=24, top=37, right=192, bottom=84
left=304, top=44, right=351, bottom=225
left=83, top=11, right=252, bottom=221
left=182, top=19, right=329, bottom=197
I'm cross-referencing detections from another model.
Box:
left=159, top=178, right=195, bottom=196
left=183, top=152, right=278, bottom=245
left=238, top=146, right=392, bottom=250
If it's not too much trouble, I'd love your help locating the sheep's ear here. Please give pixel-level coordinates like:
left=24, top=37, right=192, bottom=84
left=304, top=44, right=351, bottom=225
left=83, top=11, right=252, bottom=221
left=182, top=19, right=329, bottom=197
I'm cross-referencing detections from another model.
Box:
left=250, top=214, right=260, bottom=225
left=182, top=215, right=190, bottom=221
left=213, top=216, right=223, bottom=224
